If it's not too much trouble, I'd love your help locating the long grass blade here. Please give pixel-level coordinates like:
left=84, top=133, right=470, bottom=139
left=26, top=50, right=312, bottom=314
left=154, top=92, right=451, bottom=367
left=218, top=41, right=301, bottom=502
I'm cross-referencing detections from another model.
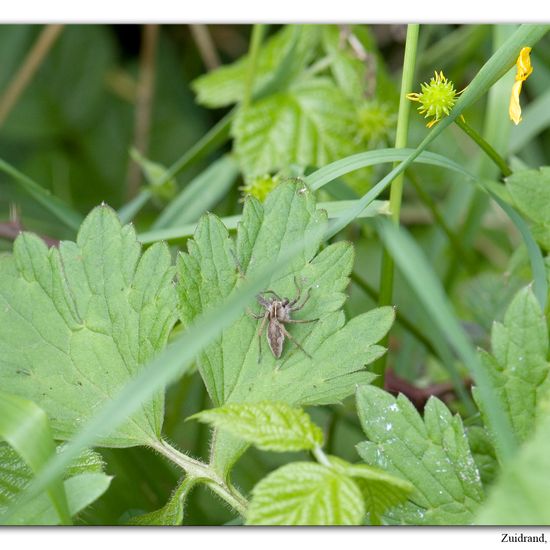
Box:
left=0, top=158, right=82, bottom=232
left=0, top=391, right=70, bottom=525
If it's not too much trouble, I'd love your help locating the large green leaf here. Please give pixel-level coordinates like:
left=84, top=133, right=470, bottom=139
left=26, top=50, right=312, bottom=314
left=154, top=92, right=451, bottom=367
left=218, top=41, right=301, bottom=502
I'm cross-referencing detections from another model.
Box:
left=356, top=386, right=484, bottom=525
left=0, top=443, right=110, bottom=525
left=191, top=25, right=321, bottom=108
left=0, top=205, right=178, bottom=447
left=474, top=287, right=550, bottom=444
left=246, top=461, right=365, bottom=525
left=232, top=77, right=361, bottom=178
left=176, top=181, right=394, bottom=473
left=506, top=167, right=550, bottom=250
left=190, top=402, right=324, bottom=452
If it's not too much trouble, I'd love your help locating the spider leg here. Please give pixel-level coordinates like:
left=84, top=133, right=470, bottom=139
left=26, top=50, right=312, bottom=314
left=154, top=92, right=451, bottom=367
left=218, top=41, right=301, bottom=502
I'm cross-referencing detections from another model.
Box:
left=246, top=307, right=264, bottom=320
left=288, top=275, right=303, bottom=306
left=285, top=317, right=318, bottom=324
left=280, top=325, right=312, bottom=359
left=259, top=290, right=282, bottom=301
left=290, top=287, right=312, bottom=311
left=256, top=312, right=269, bottom=363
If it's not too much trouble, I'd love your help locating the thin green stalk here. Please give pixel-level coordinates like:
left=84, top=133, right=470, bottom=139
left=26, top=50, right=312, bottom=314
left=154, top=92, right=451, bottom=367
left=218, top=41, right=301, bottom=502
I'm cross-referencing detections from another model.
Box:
left=351, top=271, right=438, bottom=359
left=242, top=25, right=266, bottom=109
left=406, top=169, right=478, bottom=273
left=156, top=112, right=233, bottom=187
left=373, top=24, right=419, bottom=385
left=455, top=116, right=512, bottom=177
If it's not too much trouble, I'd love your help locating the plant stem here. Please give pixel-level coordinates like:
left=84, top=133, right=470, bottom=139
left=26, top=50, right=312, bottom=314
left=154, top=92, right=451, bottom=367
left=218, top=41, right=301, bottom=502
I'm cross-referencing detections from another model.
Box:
left=242, top=25, right=266, bottom=109
left=351, top=271, right=438, bottom=359
left=312, top=446, right=331, bottom=467
left=373, top=24, right=419, bottom=386
left=0, top=25, right=64, bottom=128
left=127, top=24, right=159, bottom=200
left=151, top=439, right=249, bottom=518
left=455, top=116, right=512, bottom=177
left=157, top=110, right=233, bottom=187
left=406, top=169, right=477, bottom=273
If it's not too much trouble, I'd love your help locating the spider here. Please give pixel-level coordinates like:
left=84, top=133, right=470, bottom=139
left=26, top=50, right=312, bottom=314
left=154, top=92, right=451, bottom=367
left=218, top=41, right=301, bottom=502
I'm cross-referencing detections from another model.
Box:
left=249, top=277, right=318, bottom=362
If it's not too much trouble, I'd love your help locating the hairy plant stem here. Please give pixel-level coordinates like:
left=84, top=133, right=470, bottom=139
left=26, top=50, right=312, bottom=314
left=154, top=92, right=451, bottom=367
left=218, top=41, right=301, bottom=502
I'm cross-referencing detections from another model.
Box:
left=373, top=24, right=419, bottom=386
left=151, top=439, right=248, bottom=518
left=455, top=116, right=512, bottom=178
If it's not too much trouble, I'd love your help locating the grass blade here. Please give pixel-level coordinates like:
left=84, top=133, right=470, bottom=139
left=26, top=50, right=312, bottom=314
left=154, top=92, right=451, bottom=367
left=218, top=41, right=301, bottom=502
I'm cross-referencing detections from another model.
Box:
left=0, top=157, right=82, bottom=232
left=0, top=391, right=70, bottom=525
left=376, top=218, right=517, bottom=462
left=138, top=199, right=389, bottom=244
left=152, top=155, right=239, bottom=230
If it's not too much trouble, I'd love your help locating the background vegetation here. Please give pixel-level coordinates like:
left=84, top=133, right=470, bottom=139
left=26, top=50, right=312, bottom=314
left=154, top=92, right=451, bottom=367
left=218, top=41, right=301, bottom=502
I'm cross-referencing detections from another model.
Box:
left=1, top=24, right=550, bottom=525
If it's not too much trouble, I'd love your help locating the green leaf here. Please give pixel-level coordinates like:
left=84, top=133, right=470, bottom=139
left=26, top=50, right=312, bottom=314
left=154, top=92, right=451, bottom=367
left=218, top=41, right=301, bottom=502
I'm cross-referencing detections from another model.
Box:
left=4, top=192, right=330, bottom=522
left=506, top=167, right=550, bottom=250
left=232, top=77, right=360, bottom=178
left=3, top=473, right=112, bottom=525
left=0, top=391, right=70, bottom=524
left=328, top=456, right=413, bottom=525
left=474, top=286, right=550, bottom=444
left=466, top=427, right=498, bottom=487
left=191, top=25, right=321, bottom=108
left=0, top=443, right=109, bottom=525
left=246, top=462, right=364, bottom=525
left=126, top=477, right=197, bottom=526
left=190, top=402, right=324, bottom=452
left=0, top=205, right=178, bottom=447
left=356, top=386, right=484, bottom=525
left=477, top=414, right=550, bottom=524
left=176, top=181, right=394, bottom=473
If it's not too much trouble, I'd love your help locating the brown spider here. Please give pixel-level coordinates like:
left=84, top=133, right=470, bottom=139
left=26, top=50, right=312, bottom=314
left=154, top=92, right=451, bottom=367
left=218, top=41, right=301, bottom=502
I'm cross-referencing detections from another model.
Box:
left=249, top=277, right=318, bottom=362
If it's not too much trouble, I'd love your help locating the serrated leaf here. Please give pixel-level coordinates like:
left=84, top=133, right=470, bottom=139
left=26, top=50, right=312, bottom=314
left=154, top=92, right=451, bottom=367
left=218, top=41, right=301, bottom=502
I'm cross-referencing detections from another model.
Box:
left=190, top=402, right=324, bottom=452
left=0, top=205, right=178, bottom=447
left=232, top=78, right=361, bottom=178
left=466, top=426, right=498, bottom=487
left=473, top=286, right=550, bottom=444
left=476, top=414, right=550, bottom=524
left=0, top=443, right=109, bottom=525
left=328, top=456, right=412, bottom=525
left=191, top=25, right=321, bottom=108
left=176, top=182, right=394, bottom=473
left=506, top=167, right=550, bottom=250
left=246, top=461, right=364, bottom=525
left=356, top=386, right=484, bottom=525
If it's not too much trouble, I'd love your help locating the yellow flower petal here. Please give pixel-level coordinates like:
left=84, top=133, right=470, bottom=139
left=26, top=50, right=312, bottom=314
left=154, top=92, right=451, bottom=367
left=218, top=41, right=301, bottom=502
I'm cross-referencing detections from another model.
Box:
left=508, top=47, right=533, bottom=125
left=516, top=47, right=533, bottom=81
left=509, top=79, right=524, bottom=125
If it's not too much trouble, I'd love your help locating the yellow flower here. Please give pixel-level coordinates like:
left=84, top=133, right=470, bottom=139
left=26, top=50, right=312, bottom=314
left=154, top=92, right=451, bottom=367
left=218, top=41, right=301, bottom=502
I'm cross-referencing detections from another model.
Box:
left=406, top=71, right=460, bottom=128
left=509, top=47, right=533, bottom=125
